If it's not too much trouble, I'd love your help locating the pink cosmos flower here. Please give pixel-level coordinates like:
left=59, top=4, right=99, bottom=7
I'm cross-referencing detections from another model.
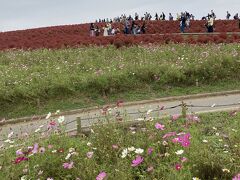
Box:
left=186, top=114, right=200, bottom=122
left=39, top=147, right=46, bottom=154
left=171, top=114, right=181, bottom=121
left=131, top=156, right=144, bottom=167
left=116, top=100, right=124, bottom=107
left=48, top=144, right=53, bottom=149
left=172, top=138, right=179, bottom=143
left=163, top=132, right=176, bottom=139
left=48, top=121, right=57, bottom=130
left=155, top=123, right=165, bottom=130
left=147, top=148, right=153, bottom=155
left=16, top=149, right=24, bottom=156
left=181, top=157, right=188, bottom=162
left=63, top=162, right=74, bottom=169
left=175, top=163, right=182, bottom=171
left=112, top=145, right=119, bottom=149
left=32, top=143, right=39, bottom=154
left=87, top=152, right=94, bottom=159
left=147, top=166, right=154, bottom=172
left=229, top=111, right=238, bottom=117
left=233, top=174, right=240, bottom=180
left=96, top=172, right=107, bottom=180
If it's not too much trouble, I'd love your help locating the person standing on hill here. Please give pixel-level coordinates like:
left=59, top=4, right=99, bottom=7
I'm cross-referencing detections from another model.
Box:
left=103, top=25, right=108, bottom=36
left=206, top=15, right=214, bottom=32
left=141, top=21, right=146, bottom=34
left=90, top=23, right=95, bottom=37
left=162, top=12, right=166, bottom=20
left=233, top=13, right=239, bottom=20
left=226, top=11, right=231, bottom=20
left=210, top=10, right=216, bottom=19
left=124, top=20, right=130, bottom=34
left=180, top=13, right=186, bottom=33
left=155, top=13, right=159, bottom=20
left=169, top=13, right=173, bottom=20
left=95, top=25, right=100, bottom=36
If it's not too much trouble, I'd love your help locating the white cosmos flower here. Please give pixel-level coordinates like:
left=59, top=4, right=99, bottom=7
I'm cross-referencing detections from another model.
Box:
left=57, top=116, right=65, bottom=124
left=222, top=168, right=230, bottom=173
left=4, top=139, right=14, bottom=144
left=202, top=139, right=208, bottom=143
left=8, top=132, right=14, bottom=138
left=121, top=149, right=128, bottom=158
left=136, top=118, right=144, bottom=121
left=212, top=127, right=217, bottom=130
left=21, top=176, right=27, bottom=180
left=175, top=150, right=184, bottom=155
left=135, top=148, right=144, bottom=154
left=55, top=110, right=60, bottom=114
left=164, top=152, right=170, bottom=157
left=162, top=141, right=168, bottom=146
left=65, top=153, right=72, bottom=160
left=87, top=142, right=92, bottom=146
left=46, top=112, right=51, bottom=119
left=35, top=128, right=41, bottom=133
left=69, top=148, right=75, bottom=153
left=147, top=109, right=153, bottom=115
left=128, top=147, right=135, bottom=152
left=192, top=177, right=201, bottom=180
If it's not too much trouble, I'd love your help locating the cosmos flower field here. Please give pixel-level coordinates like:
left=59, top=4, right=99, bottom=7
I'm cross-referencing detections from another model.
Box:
left=0, top=111, right=240, bottom=179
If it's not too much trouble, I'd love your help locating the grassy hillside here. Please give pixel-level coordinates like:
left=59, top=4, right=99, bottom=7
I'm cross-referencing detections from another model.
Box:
left=1, top=44, right=240, bottom=119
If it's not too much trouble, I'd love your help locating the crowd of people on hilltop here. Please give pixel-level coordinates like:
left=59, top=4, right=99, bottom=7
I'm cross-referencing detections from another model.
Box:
left=90, top=10, right=240, bottom=36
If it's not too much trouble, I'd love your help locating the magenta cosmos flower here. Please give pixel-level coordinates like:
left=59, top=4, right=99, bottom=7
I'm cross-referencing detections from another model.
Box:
left=131, top=156, right=144, bottom=167
left=178, top=133, right=191, bottom=147
left=155, top=123, right=165, bottom=130
left=96, top=172, right=107, bottom=180
left=14, top=156, right=28, bottom=164
left=233, top=174, right=240, bottom=180
left=175, top=163, right=182, bottom=171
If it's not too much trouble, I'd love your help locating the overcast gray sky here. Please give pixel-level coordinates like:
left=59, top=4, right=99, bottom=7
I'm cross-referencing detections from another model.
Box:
left=0, top=0, right=239, bottom=32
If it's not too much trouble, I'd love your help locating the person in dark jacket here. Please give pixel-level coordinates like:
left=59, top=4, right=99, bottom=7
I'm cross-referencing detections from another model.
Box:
left=141, top=21, right=146, bottom=34
left=180, top=13, right=186, bottom=33
left=89, top=23, right=95, bottom=36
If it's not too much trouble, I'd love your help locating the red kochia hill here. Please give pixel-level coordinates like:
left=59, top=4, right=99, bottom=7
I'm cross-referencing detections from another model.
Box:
left=0, top=20, right=239, bottom=50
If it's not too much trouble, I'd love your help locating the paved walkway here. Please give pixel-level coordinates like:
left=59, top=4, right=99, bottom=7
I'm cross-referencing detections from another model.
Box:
left=1, top=93, right=240, bottom=146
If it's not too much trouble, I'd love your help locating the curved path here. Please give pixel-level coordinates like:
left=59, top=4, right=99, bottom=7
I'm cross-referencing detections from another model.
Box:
left=0, top=92, right=240, bottom=147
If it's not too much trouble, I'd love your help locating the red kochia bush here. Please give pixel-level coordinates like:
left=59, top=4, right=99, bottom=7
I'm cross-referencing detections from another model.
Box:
left=0, top=20, right=239, bottom=50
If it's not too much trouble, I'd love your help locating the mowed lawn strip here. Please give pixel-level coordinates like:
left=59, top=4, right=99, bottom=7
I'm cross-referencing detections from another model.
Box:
left=0, top=44, right=240, bottom=119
